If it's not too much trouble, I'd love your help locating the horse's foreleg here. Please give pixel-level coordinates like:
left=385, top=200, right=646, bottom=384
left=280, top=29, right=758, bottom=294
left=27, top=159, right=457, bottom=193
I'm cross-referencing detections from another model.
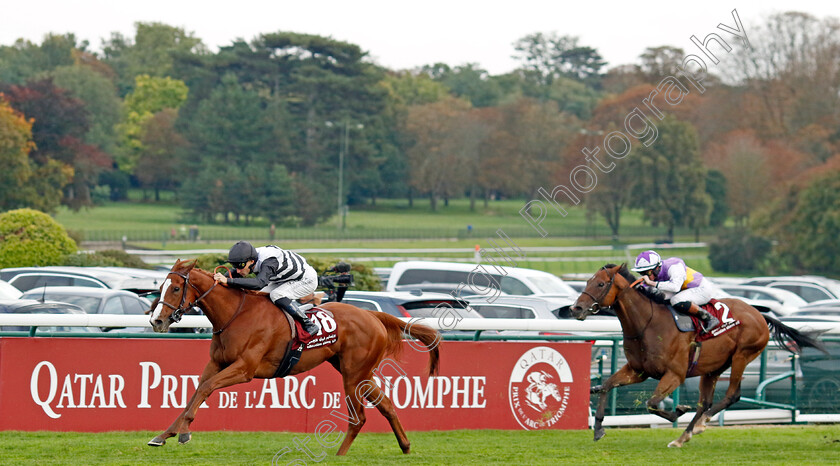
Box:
left=646, top=371, right=686, bottom=423
left=593, top=364, right=648, bottom=441
left=148, top=359, right=253, bottom=447
left=335, top=375, right=368, bottom=456
left=691, top=373, right=721, bottom=435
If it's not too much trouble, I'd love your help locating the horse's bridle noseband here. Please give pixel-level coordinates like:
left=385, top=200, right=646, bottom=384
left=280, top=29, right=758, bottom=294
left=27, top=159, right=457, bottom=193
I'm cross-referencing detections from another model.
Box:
left=159, top=270, right=216, bottom=324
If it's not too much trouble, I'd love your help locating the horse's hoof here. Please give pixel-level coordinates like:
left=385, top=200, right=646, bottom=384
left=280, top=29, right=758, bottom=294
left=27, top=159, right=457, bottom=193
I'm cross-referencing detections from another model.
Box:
left=594, top=429, right=606, bottom=441
left=675, top=405, right=692, bottom=415
left=667, top=440, right=682, bottom=448
left=590, top=385, right=603, bottom=394
left=178, top=432, right=191, bottom=444
left=148, top=437, right=166, bottom=447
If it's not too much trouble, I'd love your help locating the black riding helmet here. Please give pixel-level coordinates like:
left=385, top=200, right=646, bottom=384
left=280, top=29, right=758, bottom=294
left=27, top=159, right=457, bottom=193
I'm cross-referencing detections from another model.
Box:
left=228, top=241, right=258, bottom=268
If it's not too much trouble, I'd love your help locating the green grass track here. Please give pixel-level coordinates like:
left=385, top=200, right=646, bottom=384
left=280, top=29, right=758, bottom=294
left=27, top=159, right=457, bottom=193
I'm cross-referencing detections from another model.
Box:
left=1, top=426, right=837, bottom=464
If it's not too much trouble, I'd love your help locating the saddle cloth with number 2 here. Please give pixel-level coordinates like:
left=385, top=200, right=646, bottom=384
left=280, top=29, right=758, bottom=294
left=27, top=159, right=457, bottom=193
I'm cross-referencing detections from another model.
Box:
left=694, top=299, right=741, bottom=342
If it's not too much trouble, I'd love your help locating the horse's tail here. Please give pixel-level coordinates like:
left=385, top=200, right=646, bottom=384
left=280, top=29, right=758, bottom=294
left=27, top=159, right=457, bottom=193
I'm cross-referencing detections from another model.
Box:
left=370, top=312, right=441, bottom=376
left=763, top=314, right=828, bottom=355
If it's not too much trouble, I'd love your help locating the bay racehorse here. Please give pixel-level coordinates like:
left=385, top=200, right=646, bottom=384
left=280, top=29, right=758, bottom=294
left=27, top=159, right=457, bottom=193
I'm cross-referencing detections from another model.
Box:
left=147, top=259, right=440, bottom=455
left=571, top=264, right=825, bottom=447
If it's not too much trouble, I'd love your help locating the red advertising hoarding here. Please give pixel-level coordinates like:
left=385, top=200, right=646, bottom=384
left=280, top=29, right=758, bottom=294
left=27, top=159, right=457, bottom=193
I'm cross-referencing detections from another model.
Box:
left=0, top=337, right=590, bottom=432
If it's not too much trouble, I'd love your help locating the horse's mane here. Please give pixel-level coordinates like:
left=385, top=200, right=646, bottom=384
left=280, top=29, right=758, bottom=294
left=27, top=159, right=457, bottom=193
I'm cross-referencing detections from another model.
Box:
left=604, top=263, right=637, bottom=283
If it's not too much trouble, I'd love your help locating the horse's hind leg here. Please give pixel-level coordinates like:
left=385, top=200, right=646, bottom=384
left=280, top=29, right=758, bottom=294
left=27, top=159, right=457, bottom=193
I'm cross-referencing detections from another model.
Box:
left=703, top=351, right=757, bottom=419
left=593, top=364, right=648, bottom=441
left=361, top=380, right=411, bottom=453
left=668, top=374, right=718, bottom=448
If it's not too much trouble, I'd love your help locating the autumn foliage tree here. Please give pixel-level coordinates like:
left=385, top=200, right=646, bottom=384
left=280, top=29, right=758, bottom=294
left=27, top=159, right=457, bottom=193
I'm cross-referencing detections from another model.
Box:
left=403, top=96, right=474, bottom=211
left=0, top=95, right=35, bottom=210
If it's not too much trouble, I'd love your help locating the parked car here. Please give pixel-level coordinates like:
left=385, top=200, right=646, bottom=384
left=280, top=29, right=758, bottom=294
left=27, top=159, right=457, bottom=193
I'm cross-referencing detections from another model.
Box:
left=0, top=299, right=99, bottom=333
left=463, top=295, right=572, bottom=320
left=386, top=260, right=577, bottom=298
left=780, top=307, right=840, bottom=322
left=741, top=276, right=840, bottom=303
left=799, top=299, right=840, bottom=310
left=0, top=279, right=22, bottom=300
left=460, top=294, right=612, bottom=340
left=719, top=285, right=807, bottom=316
left=341, top=290, right=482, bottom=320
left=21, top=287, right=153, bottom=333
left=0, top=266, right=167, bottom=298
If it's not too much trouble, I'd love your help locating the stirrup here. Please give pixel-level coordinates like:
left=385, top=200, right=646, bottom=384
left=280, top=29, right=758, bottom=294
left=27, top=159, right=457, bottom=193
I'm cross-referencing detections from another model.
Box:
left=299, top=303, right=314, bottom=312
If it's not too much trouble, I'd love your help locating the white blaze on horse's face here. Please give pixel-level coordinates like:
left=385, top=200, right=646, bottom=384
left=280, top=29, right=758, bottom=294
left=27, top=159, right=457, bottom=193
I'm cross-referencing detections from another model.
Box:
left=151, top=278, right=172, bottom=323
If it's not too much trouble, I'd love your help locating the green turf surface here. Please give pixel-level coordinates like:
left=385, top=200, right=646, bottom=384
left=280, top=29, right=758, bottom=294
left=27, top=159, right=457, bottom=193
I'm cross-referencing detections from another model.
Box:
left=1, top=426, right=836, bottom=464
left=55, top=198, right=711, bottom=243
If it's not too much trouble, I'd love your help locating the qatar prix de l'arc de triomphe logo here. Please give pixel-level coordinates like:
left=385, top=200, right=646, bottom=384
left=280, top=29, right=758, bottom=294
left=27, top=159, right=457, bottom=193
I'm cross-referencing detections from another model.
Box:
left=508, top=346, right=573, bottom=430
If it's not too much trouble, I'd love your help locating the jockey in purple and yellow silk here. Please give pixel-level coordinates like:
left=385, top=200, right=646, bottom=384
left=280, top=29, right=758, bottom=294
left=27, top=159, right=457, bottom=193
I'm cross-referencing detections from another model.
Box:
left=632, top=250, right=720, bottom=333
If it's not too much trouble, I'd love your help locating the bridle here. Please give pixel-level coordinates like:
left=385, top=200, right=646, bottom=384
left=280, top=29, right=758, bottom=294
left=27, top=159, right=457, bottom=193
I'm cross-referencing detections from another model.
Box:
left=159, top=270, right=217, bottom=324
left=579, top=266, right=619, bottom=314
left=580, top=266, right=653, bottom=340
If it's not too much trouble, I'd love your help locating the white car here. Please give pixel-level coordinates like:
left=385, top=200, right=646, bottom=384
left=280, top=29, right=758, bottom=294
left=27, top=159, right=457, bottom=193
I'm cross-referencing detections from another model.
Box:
left=0, top=279, right=22, bottom=300
left=386, top=260, right=577, bottom=298
left=741, top=276, right=840, bottom=303
left=720, top=285, right=808, bottom=316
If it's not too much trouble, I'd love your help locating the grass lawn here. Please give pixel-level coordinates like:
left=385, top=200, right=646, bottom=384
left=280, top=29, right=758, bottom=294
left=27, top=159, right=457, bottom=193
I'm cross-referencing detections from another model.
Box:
left=55, top=197, right=711, bottom=243
left=0, top=426, right=836, bottom=464
left=55, top=197, right=721, bottom=276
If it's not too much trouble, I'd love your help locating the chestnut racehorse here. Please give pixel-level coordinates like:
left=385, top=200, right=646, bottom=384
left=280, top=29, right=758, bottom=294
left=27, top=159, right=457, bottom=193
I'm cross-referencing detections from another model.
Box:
left=147, top=260, right=440, bottom=455
left=571, top=264, right=825, bottom=448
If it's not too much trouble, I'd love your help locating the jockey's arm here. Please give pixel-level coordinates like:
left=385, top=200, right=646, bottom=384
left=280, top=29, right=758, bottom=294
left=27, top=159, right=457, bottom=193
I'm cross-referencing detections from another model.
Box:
left=654, top=262, right=687, bottom=293
left=227, top=257, right=280, bottom=290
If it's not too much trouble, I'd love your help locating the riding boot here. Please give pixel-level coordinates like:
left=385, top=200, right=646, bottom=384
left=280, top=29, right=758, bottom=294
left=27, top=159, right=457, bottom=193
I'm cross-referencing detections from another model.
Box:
left=274, top=297, right=320, bottom=336
left=690, top=303, right=720, bottom=333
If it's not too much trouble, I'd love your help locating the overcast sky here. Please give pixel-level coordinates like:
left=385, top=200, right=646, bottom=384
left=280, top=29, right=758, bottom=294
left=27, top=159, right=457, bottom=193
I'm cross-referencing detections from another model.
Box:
left=2, top=1, right=837, bottom=74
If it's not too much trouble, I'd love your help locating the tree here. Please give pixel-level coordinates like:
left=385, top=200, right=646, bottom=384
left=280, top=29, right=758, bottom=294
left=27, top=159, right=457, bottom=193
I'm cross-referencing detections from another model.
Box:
left=725, top=11, right=840, bottom=150
left=758, top=169, right=840, bottom=275
left=709, top=228, right=771, bottom=273
left=102, top=22, right=205, bottom=95
left=638, top=46, right=686, bottom=81
left=403, top=96, right=473, bottom=210
left=422, top=63, right=502, bottom=108
left=0, top=33, right=81, bottom=84
left=242, top=163, right=296, bottom=224
left=705, top=170, right=728, bottom=227
left=0, top=96, right=35, bottom=210
left=0, top=208, right=77, bottom=267
left=633, top=116, right=711, bottom=241
left=0, top=78, right=104, bottom=210
left=184, top=73, right=271, bottom=169
left=134, top=108, right=188, bottom=200
left=512, top=33, right=606, bottom=89
left=118, top=74, right=189, bottom=172
left=50, top=64, right=122, bottom=155
left=703, top=131, right=771, bottom=226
